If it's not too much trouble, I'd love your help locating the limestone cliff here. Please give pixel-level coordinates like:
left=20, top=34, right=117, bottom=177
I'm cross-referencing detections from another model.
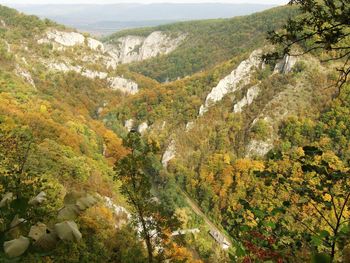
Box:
left=199, top=50, right=262, bottom=116
left=106, top=31, right=186, bottom=64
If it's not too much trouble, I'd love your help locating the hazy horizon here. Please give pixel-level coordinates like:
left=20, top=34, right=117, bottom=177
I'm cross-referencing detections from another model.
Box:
left=1, top=0, right=289, bottom=5
left=5, top=1, right=284, bottom=36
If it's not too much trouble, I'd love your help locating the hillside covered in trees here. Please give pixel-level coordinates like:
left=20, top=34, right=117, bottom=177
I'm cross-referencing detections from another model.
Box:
left=0, top=1, right=350, bottom=262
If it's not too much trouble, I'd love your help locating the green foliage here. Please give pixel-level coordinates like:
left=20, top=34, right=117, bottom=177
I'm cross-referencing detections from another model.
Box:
left=0, top=5, right=55, bottom=40
left=251, top=119, right=271, bottom=140
left=114, top=131, right=165, bottom=263
left=265, top=0, right=350, bottom=90
left=112, top=225, right=147, bottom=263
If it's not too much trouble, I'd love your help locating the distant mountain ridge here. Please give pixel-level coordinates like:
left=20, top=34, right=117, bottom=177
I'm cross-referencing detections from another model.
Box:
left=10, top=3, right=276, bottom=35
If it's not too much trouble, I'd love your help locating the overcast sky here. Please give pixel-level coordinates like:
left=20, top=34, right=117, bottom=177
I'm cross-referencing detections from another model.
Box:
left=1, top=0, right=289, bottom=5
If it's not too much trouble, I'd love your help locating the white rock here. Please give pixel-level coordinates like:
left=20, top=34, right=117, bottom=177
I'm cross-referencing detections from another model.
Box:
left=162, top=140, right=176, bottom=168
left=4, top=236, right=30, bottom=258
left=82, top=69, right=107, bottom=79
left=47, top=62, right=107, bottom=79
left=104, top=197, right=131, bottom=220
left=274, top=55, right=297, bottom=74
left=106, top=31, right=185, bottom=64
left=0, top=192, right=14, bottom=208
left=10, top=215, right=25, bottom=229
left=21, top=57, right=28, bottom=65
left=137, top=122, right=148, bottom=134
left=246, top=139, right=274, bottom=157
left=0, top=20, right=6, bottom=27
left=15, top=66, right=35, bottom=87
left=199, top=50, right=262, bottom=116
left=87, top=38, right=104, bottom=51
left=233, top=85, right=260, bottom=113
left=39, top=30, right=85, bottom=47
left=125, top=119, right=134, bottom=131
left=108, top=35, right=144, bottom=64
left=171, top=228, right=200, bottom=236
left=185, top=121, right=194, bottom=132
left=28, top=191, right=46, bottom=205
left=28, top=223, right=48, bottom=241
left=139, top=31, right=186, bottom=60
left=54, top=221, right=82, bottom=242
left=108, top=77, right=139, bottom=95
left=4, top=40, right=10, bottom=52
left=161, top=121, right=166, bottom=130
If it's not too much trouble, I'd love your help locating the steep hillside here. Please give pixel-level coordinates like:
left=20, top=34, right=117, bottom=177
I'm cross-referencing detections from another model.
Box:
left=0, top=5, right=163, bottom=262
left=1, top=3, right=349, bottom=263
left=105, top=6, right=298, bottom=82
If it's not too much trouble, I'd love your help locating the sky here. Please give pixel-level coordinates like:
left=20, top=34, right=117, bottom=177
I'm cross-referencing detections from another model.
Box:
left=0, top=0, right=289, bottom=5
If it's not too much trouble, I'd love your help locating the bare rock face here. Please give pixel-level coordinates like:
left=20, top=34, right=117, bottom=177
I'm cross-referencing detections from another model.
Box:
left=39, top=30, right=85, bottom=47
left=246, top=139, right=274, bottom=158
left=38, top=30, right=106, bottom=52
left=274, top=55, right=297, bottom=74
left=125, top=119, right=134, bottom=131
left=45, top=61, right=139, bottom=94
left=199, top=50, right=262, bottom=116
left=137, top=122, right=149, bottom=134
left=162, top=140, right=176, bottom=168
left=0, top=20, right=5, bottom=27
left=185, top=121, right=194, bottom=132
left=108, top=77, right=139, bottom=95
left=87, top=38, right=104, bottom=51
left=139, top=31, right=186, bottom=60
left=47, top=62, right=107, bottom=79
left=4, top=40, right=10, bottom=52
left=233, top=84, right=260, bottom=113
left=106, top=35, right=144, bottom=64
left=104, top=197, right=131, bottom=219
left=106, top=31, right=186, bottom=64
left=15, top=65, right=35, bottom=87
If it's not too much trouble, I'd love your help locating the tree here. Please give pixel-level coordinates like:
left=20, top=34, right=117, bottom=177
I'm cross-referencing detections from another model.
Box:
left=0, top=121, right=46, bottom=241
left=114, top=131, right=166, bottom=263
left=256, top=146, right=350, bottom=262
left=265, top=0, right=350, bottom=91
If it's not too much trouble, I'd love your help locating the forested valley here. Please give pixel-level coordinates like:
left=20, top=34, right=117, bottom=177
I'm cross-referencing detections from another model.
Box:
left=0, top=1, right=349, bottom=262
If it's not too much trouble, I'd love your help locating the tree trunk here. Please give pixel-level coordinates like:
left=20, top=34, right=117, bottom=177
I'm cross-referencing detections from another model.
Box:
left=140, top=216, right=153, bottom=263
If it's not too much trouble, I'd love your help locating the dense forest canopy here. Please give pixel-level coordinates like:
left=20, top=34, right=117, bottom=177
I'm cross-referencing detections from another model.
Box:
left=0, top=1, right=349, bottom=262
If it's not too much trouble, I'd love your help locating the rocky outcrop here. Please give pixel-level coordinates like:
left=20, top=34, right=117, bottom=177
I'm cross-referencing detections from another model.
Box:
left=139, top=31, right=186, bottom=60
left=104, top=197, right=131, bottom=229
left=246, top=138, right=274, bottom=157
left=274, top=55, right=297, bottom=74
left=87, top=38, right=104, bottom=51
left=162, top=140, right=176, bottom=168
left=137, top=122, right=148, bottom=134
left=125, top=119, right=134, bottom=131
left=185, top=121, right=194, bottom=132
left=199, top=50, right=262, bottom=116
left=47, top=62, right=107, bottom=79
left=39, top=30, right=85, bottom=47
left=46, top=62, right=139, bottom=94
left=233, top=85, right=260, bottom=113
left=108, top=77, right=139, bottom=95
left=38, top=30, right=106, bottom=53
left=37, top=30, right=184, bottom=73
left=4, top=41, right=10, bottom=52
left=106, top=36, right=144, bottom=64
left=15, top=66, right=35, bottom=87
left=106, top=31, right=186, bottom=64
